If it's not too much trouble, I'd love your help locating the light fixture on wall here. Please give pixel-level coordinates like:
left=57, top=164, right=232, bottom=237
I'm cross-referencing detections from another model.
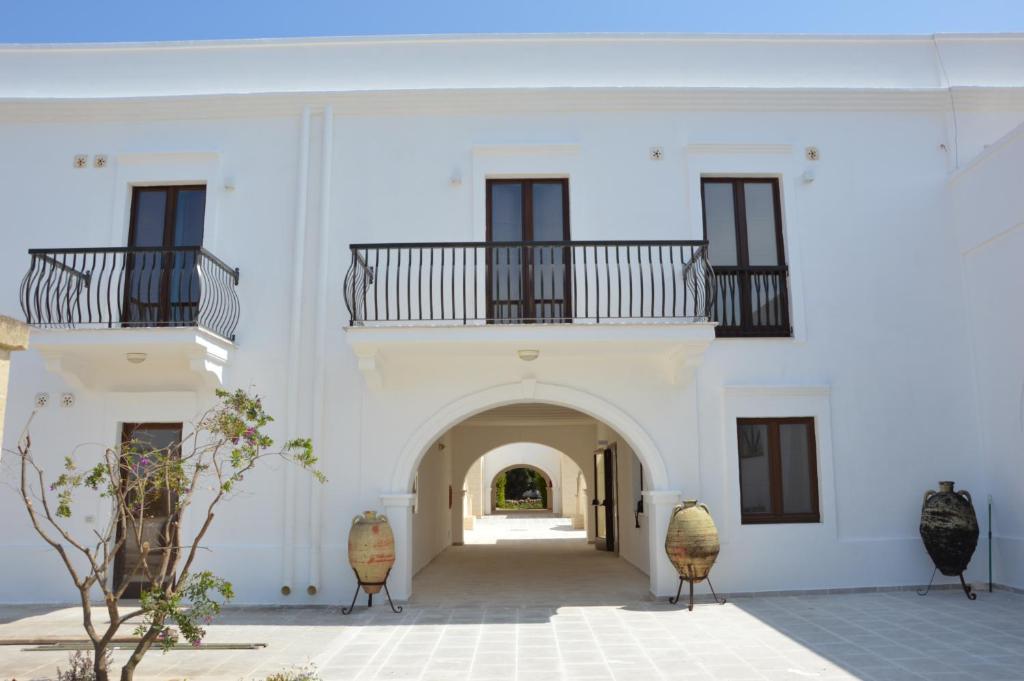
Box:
left=517, top=349, right=540, bottom=362
left=449, top=168, right=463, bottom=186
left=126, top=352, right=147, bottom=364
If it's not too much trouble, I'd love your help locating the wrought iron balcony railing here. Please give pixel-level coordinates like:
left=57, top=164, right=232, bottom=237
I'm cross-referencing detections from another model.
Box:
left=20, top=246, right=241, bottom=341
left=709, top=265, right=791, bottom=337
left=344, top=240, right=714, bottom=326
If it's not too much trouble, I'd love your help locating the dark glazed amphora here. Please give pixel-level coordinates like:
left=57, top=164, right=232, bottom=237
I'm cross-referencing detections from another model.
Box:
left=919, top=481, right=979, bottom=577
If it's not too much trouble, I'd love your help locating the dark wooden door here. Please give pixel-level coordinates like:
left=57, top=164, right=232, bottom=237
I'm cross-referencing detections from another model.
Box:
left=593, top=445, right=618, bottom=552
left=113, top=423, right=182, bottom=598
left=486, top=179, right=571, bottom=322
left=124, top=185, right=206, bottom=327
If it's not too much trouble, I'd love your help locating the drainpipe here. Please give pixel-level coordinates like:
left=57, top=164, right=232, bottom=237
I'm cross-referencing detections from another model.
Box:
left=308, top=105, right=334, bottom=595
left=281, top=106, right=311, bottom=597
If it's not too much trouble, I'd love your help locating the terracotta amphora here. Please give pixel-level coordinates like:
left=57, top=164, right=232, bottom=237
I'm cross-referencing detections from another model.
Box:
left=664, top=500, right=720, bottom=582
left=348, top=511, right=396, bottom=593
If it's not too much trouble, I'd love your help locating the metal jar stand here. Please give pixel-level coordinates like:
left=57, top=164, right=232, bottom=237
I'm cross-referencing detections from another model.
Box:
left=916, top=566, right=977, bottom=600
left=341, top=567, right=404, bottom=615
left=668, top=569, right=727, bottom=612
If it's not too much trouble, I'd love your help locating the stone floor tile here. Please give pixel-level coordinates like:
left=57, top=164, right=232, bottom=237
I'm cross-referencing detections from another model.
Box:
left=2, top=519, right=1023, bottom=681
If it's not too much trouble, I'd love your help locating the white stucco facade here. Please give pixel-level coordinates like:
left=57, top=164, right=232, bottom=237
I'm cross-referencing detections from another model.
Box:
left=0, top=33, right=1022, bottom=604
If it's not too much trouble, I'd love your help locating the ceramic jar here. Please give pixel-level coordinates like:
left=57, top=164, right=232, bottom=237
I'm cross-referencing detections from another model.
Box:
left=348, top=511, right=396, bottom=593
left=919, top=481, right=979, bottom=577
left=665, top=500, right=720, bottom=582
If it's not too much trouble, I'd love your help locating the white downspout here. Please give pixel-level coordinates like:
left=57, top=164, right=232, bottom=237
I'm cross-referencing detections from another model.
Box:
left=282, top=106, right=311, bottom=597
left=308, top=105, right=334, bottom=595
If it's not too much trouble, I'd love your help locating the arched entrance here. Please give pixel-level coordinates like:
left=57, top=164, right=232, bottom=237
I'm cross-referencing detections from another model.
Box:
left=384, top=381, right=681, bottom=601
left=393, top=382, right=669, bottom=491
left=489, top=464, right=553, bottom=512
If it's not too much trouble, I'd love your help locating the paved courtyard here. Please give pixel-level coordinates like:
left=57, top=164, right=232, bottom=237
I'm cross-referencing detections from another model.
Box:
left=1, top=515, right=1022, bottom=680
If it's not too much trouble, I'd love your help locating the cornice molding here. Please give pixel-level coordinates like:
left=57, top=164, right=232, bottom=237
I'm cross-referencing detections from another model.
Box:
left=2, top=86, right=1023, bottom=124
left=4, top=32, right=1022, bottom=53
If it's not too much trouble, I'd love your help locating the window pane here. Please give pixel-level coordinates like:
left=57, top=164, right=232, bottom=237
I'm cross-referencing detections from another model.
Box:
left=531, top=183, right=566, bottom=318
left=779, top=423, right=814, bottom=514
left=738, top=423, right=771, bottom=514
left=490, top=183, right=523, bottom=241
left=489, top=183, right=524, bottom=320
left=171, top=189, right=206, bottom=323
left=131, top=190, right=167, bottom=247
left=531, top=182, right=564, bottom=240
left=744, top=183, right=780, bottom=266
left=749, top=271, right=785, bottom=328
left=173, top=188, right=206, bottom=247
left=703, top=182, right=737, bottom=266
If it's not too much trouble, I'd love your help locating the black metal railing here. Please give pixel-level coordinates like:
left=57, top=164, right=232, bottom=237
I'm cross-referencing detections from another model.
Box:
left=344, top=240, right=714, bottom=326
left=20, top=246, right=241, bottom=341
left=710, top=265, right=790, bottom=337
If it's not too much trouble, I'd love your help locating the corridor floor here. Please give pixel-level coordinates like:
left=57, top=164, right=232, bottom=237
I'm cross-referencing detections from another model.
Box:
left=411, top=513, right=649, bottom=607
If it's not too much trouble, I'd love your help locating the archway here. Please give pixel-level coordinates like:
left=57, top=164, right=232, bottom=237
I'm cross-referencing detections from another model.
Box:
left=489, top=464, right=553, bottom=512
left=393, top=381, right=669, bottom=492
left=390, top=382, right=678, bottom=603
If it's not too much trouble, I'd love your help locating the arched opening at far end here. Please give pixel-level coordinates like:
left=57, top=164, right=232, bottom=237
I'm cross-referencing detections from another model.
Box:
left=490, top=464, right=553, bottom=512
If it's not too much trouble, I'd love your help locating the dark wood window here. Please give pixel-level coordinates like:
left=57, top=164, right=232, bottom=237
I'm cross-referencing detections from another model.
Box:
left=125, top=185, right=206, bottom=328
left=701, top=178, right=791, bottom=337
left=486, top=179, right=571, bottom=323
left=737, top=417, right=819, bottom=524
left=113, top=422, right=183, bottom=598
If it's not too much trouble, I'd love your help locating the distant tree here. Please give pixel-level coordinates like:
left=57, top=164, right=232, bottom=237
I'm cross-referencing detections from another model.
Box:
left=505, top=467, right=534, bottom=500
left=495, top=473, right=507, bottom=508
left=534, top=470, right=549, bottom=509
left=8, top=388, right=323, bottom=681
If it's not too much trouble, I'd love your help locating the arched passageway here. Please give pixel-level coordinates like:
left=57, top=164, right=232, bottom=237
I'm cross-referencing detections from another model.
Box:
left=403, top=395, right=669, bottom=605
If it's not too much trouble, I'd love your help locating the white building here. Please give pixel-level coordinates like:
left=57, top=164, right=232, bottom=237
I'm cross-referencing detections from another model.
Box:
left=0, top=33, right=1022, bottom=604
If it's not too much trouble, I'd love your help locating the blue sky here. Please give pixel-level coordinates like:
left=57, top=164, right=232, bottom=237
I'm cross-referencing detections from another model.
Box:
left=2, top=0, right=1022, bottom=43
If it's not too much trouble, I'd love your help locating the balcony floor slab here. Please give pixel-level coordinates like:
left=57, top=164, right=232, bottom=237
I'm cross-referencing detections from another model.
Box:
left=344, top=321, right=717, bottom=388
left=30, top=327, right=233, bottom=392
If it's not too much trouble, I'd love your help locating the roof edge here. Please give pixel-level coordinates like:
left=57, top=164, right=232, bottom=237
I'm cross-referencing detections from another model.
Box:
left=1, top=31, right=1023, bottom=52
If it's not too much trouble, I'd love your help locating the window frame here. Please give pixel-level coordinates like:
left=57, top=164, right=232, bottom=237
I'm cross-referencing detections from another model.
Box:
left=124, top=185, right=207, bottom=328
left=484, top=178, right=572, bottom=322
left=113, top=422, right=184, bottom=598
left=127, top=184, right=207, bottom=249
left=736, top=416, right=820, bottom=524
left=701, top=177, right=791, bottom=338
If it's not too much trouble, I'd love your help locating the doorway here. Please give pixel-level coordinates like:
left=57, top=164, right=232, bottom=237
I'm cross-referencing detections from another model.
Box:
left=593, top=445, right=618, bottom=552
left=486, top=178, right=571, bottom=322
left=113, top=422, right=182, bottom=599
left=124, top=185, right=206, bottom=328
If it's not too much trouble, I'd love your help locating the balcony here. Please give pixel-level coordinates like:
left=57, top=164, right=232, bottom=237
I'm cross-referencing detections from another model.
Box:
left=709, top=265, right=791, bottom=338
left=19, top=246, right=240, bottom=391
left=342, top=240, right=718, bottom=387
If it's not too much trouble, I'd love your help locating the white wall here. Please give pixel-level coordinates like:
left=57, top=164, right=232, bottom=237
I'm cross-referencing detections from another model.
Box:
left=412, top=440, right=452, bottom=575
left=604, top=431, right=650, bottom=575
left=951, top=123, right=1024, bottom=589
left=0, top=35, right=1022, bottom=602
